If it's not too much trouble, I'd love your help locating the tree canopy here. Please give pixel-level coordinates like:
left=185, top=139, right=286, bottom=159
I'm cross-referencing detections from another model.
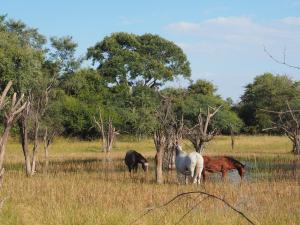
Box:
left=238, top=73, right=300, bottom=133
left=2, top=15, right=300, bottom=140
left=87, top=32, right=191, bottom=88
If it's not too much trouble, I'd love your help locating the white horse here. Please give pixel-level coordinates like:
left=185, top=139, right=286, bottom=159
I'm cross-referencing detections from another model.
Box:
left=175, top=144, right=204, bottom=184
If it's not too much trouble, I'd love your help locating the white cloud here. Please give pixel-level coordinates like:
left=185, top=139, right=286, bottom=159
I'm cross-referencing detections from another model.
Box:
left=164, top=16, right=300, bottom=55
left=279, top=17, right=300, bottom=26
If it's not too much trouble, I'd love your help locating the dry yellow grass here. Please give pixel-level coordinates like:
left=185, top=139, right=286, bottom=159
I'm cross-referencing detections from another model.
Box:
left=0, top=135, right=299, bottom=225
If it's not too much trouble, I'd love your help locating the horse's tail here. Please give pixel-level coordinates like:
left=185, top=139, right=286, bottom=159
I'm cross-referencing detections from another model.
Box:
left=195, top=155, right=204, bottom=174
left=193, top=155, right=204, bottom=183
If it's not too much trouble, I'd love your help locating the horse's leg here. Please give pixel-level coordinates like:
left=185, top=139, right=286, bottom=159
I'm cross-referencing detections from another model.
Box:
left=176, top=171, right=182, bottom=184
left=238, top=168, right=244, bottom=180
left=197, top=166, right=203, bottom=185
left=134, top=164, right=138, bottom=173
left=221, top=170, right=228, bottom=180
left=184, top=171, right=190, bottom=184
left=190, top=167, right=197, bottom=184
left=202, top=170, right=206, bottom=182
left=194, top=164, right=203, bottom=185
left=127, top=166, right=131, bottom=177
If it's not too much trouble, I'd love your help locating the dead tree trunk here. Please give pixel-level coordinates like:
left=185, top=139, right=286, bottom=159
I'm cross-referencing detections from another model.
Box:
left=153, top=93, right=176, bottom=183
left=291, top=135, right=300, bottom=154
left=19, top=81, right=53, bottom=176
left=30, top=114, right=40, bottom=175
left=106, top=117, right=116, bottom=152
left=0, top=81, right=27, bottom=186
left=43, top=128, right=49, bottom=168
left=19, top=106, right=33, bottom=176
left=94, top=111, right=117, bottom=153
left=93, top=109, right=106, bottom=151
left=154, top=130, right=166, bottom=184
left=185, top=105, right=222, bottom=153
left=163, top=116, right=184, bottom=170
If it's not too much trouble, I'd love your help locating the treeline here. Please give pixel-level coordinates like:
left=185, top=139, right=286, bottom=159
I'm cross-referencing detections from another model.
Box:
left=1, top=15, right=300, bottom=141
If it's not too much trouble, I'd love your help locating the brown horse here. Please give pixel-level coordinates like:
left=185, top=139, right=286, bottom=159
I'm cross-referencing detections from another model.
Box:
left=202, top=156, right=245, bottom=181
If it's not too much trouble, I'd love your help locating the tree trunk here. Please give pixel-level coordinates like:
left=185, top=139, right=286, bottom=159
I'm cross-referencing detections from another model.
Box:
left=155, top=149, right=164, bottom=184
left=231, top=128, right=235, bottom=150
left=167, top=149, right=176, bottom=170
left=106, top=117, right=115, bottom=152
left=292, top=136, right=300, bottom=155
left=19, top=120, right=32, bottom=176
left=43, top=128, right=49, bottom=168
left=0, top=126, right=12, bottom=187
left=192, top=139, right=205, bottom=153
left=30, top=117, right=39, bottom=175
left=153, top=130, right=166, bottom=184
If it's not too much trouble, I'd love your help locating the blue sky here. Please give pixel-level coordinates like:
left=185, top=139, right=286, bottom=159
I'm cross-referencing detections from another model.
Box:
left=1, top=0, right=300, bottom=101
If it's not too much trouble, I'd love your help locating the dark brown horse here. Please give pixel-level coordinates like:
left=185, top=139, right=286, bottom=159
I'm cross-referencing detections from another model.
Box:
left=202, top=156, right=245, bottom=181
left=125, top=150, right=149, bottom=173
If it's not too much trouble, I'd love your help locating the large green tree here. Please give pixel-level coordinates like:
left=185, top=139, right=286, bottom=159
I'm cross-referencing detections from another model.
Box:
left=87, top=32, right=191, bottom=88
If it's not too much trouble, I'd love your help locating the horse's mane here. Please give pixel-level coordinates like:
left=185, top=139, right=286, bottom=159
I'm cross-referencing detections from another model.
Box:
left=130, top=150, right=148, bottom=163
left=175, top=144, right=185, bottom=156
left=224, top=156, right=245, bottom=167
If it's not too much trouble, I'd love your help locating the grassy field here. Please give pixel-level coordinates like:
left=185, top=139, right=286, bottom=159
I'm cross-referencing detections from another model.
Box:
left=0, top=135, right=299, bottom=225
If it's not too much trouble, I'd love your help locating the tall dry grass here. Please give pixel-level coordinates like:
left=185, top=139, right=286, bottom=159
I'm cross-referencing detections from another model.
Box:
left=0, top=135, right=299, bottom=225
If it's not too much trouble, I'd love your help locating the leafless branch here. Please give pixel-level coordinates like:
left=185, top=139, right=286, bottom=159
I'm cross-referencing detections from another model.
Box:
left=0, top=81, right=12, bottom=109
left=263, top=45, right=300, bottom=70
left=129, top=191, right=257, bottom=225
left=260, top=103, right=300, bottom=154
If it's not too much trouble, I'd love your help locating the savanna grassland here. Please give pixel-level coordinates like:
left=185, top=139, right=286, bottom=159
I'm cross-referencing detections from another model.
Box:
left=0, top=136, right=299, bottom=225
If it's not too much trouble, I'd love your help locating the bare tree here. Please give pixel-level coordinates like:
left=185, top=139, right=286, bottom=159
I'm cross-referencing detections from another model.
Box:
left=93, top=109, right=105, bottom=151
left=163, top=115, right=184, bottom=170
left=93, top=109, right=118, bottom=153
left=19, top=78, right=55, bottom=176
left=184, top=105, right=222, bottom=153
left=106, top=117, right=117, bottom=152
left=0, top=81, right=27, bottom=187
left=262, top=102, right=300, bottom=154
left=154, top=129, right=166, bottom=184
left=153, top=95, right=175, bottom=184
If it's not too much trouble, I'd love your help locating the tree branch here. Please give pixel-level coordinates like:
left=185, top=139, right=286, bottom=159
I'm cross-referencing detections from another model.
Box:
left=129, top=191, right=257, bottom=225
left=263, top=46, right=300, bottom=70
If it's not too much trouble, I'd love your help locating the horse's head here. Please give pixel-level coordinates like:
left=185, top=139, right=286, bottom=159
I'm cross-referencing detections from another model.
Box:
left=174, top=143, right=183, bottom=156
left=142, top=162, right=149, bottom=172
